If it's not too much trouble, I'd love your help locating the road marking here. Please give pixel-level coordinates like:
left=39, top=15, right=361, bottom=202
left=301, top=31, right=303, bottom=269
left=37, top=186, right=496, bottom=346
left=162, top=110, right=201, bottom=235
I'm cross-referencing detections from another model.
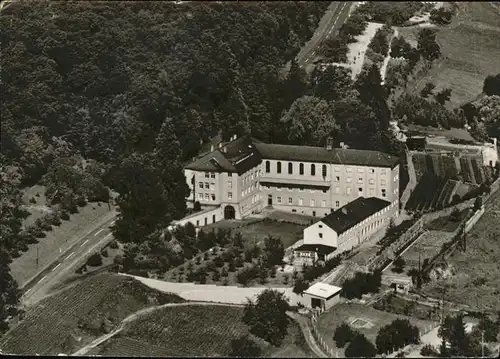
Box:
left=24, top=288, right=32, bottom=295
left=111, top=220, right=115, bottom=225
left=305, top=58, right=310, bottom=64
left=341, top=2, right=346, bottom=10
left=95, top=228, right=104, bottom=236
left=104, top=233, right=113, bottom=239
left=65, top=252, right=74, bottom=260
left=52, top=263, right=61, bottom=271
left=81, top=239, right=89, bottom=247
left=39, top=275, right=48, bottom=283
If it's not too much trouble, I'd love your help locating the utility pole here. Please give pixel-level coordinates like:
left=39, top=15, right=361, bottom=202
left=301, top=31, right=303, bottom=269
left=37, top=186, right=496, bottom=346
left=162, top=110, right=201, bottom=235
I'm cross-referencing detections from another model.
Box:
left=36, top=245, right=39, bottom=270
left=481, top=330, right=484, bottom=358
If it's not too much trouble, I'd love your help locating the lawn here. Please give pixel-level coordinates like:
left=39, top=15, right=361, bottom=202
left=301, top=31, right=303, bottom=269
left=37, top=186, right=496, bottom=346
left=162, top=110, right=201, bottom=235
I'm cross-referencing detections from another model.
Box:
left=316, top=303, right=434, bottom=356
left=424, top=208, right=471, bottom=232
left=0, top=273, right=184, bottom=356
left=91, top=304, right=315, bottom=357
left=403, top=2, right=500, bottom=107
left=10, top=185, right=117, bottom=287
left=421, top=189, right=500, bottom=310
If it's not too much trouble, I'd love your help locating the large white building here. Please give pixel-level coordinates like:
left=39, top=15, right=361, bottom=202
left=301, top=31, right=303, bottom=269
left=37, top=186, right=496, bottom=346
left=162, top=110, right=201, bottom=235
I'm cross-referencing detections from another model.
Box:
left=178, top=135, right=400, bottom=228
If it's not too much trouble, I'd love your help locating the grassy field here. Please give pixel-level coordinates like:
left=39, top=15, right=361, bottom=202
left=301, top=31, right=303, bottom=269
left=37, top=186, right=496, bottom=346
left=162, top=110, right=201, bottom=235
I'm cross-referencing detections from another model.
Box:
left=425, top=208, right=471, bottom=232
left=0, top=273, right=184, bottom=355
left=402, top=2, right=500, bottom=107
left=91, top=304, right=315, bottom=357
left=397, top=230, right=455, bottom=272
left=421, top=189, right=500, bottom=310
left=10, top=185, right=116, bottom=287
left=316, top=303, right=434, bottom=356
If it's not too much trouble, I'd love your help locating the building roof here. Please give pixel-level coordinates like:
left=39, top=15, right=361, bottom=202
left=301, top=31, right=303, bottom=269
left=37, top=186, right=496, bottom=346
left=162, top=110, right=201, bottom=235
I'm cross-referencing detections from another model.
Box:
left=320, top=197, right=391, bottom=235
left=294, top=244, right=337, bottom=256
left=303, top=282, right=342, bottom=299
left=254, top=142, right=399, bottom=168
left=185, top=136, right=400, bottom=173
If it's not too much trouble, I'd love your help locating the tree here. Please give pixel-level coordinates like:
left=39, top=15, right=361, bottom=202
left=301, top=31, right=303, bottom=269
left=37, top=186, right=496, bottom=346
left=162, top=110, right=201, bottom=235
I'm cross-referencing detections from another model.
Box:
left=345, top=333, right=377, bottom=357
left=475, top=315, right=499, bottom=342
left=474, top=196, right=483, bottom=211
left=334, top=323, right=356, bottom=348
left=320, top=37, right=349, bottom=63
left=376, top=319, right=420, bottom=354
left=230, top=335, right=262, bottom=357
left=483, top=74, right=500, bottom=96
left=390, top=36, right=412, bottom=59
left=242, top=289, right=290, bottom=346
left=417, top=28, right=441, bottom=61
left=430, top=7, right=453, bottom=25
left=292, top=278, right=310, bottom=295
left=420, top=82, right=436, bottom=98
left=0, top=249, right=21, bottom=334
left=434, top=88, right=452, bottom=105
left=262, top=236, right=285, bottom=267
left=438, top=313, right=473, bottom=357
left=393, top=257, right=406, bottom=273
left=312, top=65, right=352, bottom=102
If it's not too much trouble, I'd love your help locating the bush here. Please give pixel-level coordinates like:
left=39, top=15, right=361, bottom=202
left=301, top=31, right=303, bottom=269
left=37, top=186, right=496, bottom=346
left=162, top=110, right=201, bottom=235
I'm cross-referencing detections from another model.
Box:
left=420, top=344, right=438, bottom=356
left=60, top=210, right=70, bottom=220
left=29, top=197, right=37, bottom=204
left=193, top=201, right=201, bottom=211
left=109, top=240, right=119, bottom=249
left=429, top=7, right=453, bottom=25
left=101, top=248, right=109, bottom=258
left=334, top=323, right=356, bottom=348
left=86, top=253, right=103, bottom=267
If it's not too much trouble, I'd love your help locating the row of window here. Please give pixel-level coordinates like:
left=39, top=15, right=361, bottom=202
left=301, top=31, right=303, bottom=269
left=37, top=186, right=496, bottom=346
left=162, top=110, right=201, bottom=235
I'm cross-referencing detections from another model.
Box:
left=265, top=185, right=388, bottom=197
left=199, top=182, right=216, bottom=190
left=264, top=162, right=390, bottom=176
left=198, top=193, right=216, bottom=201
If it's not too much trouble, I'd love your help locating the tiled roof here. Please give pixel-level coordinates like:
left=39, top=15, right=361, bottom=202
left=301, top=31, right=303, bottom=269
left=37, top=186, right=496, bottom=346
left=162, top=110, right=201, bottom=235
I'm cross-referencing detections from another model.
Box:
left=321, top=197, right=390, bottom=234
left=255, top=142, right=399, bottom=168
left=185, top=136, right=399, bottom=174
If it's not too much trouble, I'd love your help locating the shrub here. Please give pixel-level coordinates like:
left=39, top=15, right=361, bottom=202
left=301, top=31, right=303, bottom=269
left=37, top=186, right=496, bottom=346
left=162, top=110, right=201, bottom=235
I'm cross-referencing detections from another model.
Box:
left=334, top=323, right=356, bottom=348
left=60, top=211, right=70, bottom=220
left=203, top=252, right=209, bottom=260
left=109, top=240, right=119, bottom=249
left=101, top=248, right=109, bottom=258
left=193, top=201, right=201, bottom=211
left=420, top=344, right=438, bottom=356
left=29, top=197, right=37, bottom=204
left=86, top=253, right=103, bottom=267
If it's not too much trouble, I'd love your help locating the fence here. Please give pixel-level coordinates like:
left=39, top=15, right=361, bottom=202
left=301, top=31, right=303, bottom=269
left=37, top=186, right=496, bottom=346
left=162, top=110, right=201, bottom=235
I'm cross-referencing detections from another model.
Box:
left=311, top=308, right=337, bottom=357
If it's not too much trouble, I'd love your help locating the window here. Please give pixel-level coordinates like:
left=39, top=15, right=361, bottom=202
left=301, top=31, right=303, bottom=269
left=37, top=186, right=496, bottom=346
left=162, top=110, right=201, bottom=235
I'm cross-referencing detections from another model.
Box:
left=277, top=196, right=282, bottom=204
left=211, top=173, right=216, bottom=179
left=369, top=168, right=375, bottom=174
left=227, top=181, right=232, bottom=189
left=311, top=164, right=316, bottom=176
left=198, top=182, right=203, bottom=189
left=299, top=163, right=304, bottom=175
left=322, top=189, right=327, bottom=193
left=310, top=189, right=316, bottom=193
left=205, top=182, right=209, bottom=189
left=310, top=199, right=315, bottom=206
left=299, top=188, right=304, bottom=192
left=205, top=172, right=209, bottom=178
left=198, top=193, right=203, bottom=200
left=369, top=188, right=375, bottom=195
left=299, top=198, right=304, bottom=205
left=346, top=177, right=352, bottom=183
left=381, top=179, right=386, bottom=185
left=335, top=176, right=340, bottom=182
left=319, top=224, right=323, bottom=228
left=321, top=200, right=326, bottom=207
left=319, top=233, right=323, bottom=239
left=381, top=189, right=386, bottom=197
left=358, top=187, right=363, bottom=192
left=334, top=166, right=340, bottom=172
left=265, top=161, right=270, bottom=173
left=394, top=175, right=398, bottom=182
left=277, top=186, right=282, bottom=191
left=228, top=192, right=232, bottom=200
left=381, top=169, right=387, bottom=175
left=357, top=168, right=364, bottom=173
left=196, top=220, right=200, bottom=226
left=335, top=187, right=340, bottom=194
left=369, top=179, right=375, bottom=185
left=277, top=161, right=282, bottom=174
left=336, top=200, right=340, bottom=207
left=213, top=214, right=216, bottom=223
left=228, top=172, right=232, bottom=177
left=204, top=193, right=209, bottom=200
left=288, top=197, right=293, bottom=204
left=346, top=167, right=352, bottom=173
left=312, top=211, right=316, bottom=217
left=241, top=191, right=244, bottom=197
left=211, top=194, right=216, bottom=201
left=210, top=182, right=215, bottom=190
left=322, top=164, right=327, bottom=177
left=288, top=162, right=293, bottom=174
left=347, top=188, right=352, bottom=194
left=358, top=177, right=363, bottom=183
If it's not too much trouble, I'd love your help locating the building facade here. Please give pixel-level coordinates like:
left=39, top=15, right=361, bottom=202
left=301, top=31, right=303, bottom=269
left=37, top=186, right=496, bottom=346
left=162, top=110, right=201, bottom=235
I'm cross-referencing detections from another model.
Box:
left=294, top=196, right=397, bottom=262
left=181, top=136, right=400, bottom=226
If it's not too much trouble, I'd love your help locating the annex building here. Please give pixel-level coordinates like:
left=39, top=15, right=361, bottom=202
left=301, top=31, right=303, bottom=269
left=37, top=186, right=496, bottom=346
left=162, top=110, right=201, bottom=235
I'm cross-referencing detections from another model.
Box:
left=178, top=135, right=400, bottom=228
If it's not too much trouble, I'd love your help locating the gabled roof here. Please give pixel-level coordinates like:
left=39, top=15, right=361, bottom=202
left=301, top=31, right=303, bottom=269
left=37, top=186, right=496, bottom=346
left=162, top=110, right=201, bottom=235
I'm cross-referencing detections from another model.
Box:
left=320, top=197, right=391, bottom=235
left=254, top=142, right=399, bottom=168
left=303, top=282, right=342, bottom=299
left=185, top=136, right=400, bottom=174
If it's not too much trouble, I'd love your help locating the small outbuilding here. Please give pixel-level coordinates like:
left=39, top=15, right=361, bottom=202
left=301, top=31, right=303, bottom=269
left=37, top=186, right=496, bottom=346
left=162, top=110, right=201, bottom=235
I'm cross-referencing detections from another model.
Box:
left=302, top=282, right=342, bottom=311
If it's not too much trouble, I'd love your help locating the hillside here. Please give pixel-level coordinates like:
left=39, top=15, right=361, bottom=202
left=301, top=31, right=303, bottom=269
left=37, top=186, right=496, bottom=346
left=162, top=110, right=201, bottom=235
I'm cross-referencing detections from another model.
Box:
left=403, top=2, right=500, bottom=107
left=0, top=273, right=184, bottom=355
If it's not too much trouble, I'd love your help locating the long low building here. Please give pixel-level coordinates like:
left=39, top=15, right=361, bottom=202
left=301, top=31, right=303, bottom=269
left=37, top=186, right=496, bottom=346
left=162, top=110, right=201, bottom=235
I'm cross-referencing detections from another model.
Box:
left=294, top=196, right=397, bottom=261
left=179, top=135, right=400, bottom=227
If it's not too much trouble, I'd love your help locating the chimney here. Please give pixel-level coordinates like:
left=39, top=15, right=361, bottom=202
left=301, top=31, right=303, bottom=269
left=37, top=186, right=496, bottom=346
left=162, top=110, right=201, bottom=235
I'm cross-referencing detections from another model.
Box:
left=341, top=207, right=348, bottom=215
left=218, top=142, right=223, bottom=149
left=210, top=144, right=214, bottom=152
left=233, top=134, right=238, bottom=141
left=326, top=137, right=333, bottom=151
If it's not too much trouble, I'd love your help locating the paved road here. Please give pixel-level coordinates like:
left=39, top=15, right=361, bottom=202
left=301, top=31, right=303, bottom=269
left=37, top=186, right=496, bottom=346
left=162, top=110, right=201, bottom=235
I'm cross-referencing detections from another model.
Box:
left=21, top=216, right=117, bottom=307
left=296, top=1, right=353, bottom=68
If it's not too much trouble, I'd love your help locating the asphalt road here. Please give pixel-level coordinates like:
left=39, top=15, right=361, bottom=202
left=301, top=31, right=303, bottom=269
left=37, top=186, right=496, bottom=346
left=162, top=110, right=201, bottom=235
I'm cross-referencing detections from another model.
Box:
left=20, top=216, right=117, bottom=307
left=296, top=1, right=353, bottom=68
